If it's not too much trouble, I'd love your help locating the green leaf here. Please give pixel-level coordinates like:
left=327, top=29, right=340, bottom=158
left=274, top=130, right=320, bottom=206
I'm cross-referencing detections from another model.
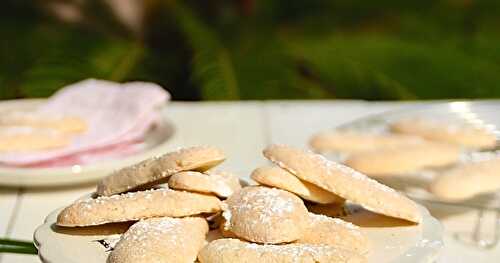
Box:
left=284, top=34, right=500, bottom=99
left=169, top=2, right=239, bottom=100
left=230, top=32, right=332, bottom=100
left=169, top=3, right=333, bottom=100
left=0, top=21, right=143, bottom=98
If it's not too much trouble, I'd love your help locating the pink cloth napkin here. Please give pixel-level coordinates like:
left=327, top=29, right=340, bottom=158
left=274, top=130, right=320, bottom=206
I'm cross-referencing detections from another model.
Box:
left=0, top=79, right=170, bottom=167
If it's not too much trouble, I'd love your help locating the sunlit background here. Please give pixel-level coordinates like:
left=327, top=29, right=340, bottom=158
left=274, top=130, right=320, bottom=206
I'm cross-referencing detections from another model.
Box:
left=2, top=0, right=500, bottom=100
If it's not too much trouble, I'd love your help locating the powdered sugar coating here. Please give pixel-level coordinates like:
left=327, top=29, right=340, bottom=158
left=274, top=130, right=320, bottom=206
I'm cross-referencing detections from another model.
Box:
left=251, top=166, right=343, bottom=204
left=301, top=213, right=368, bottom=253
left=96, top=146, right=226, bottom=196
left=121, top=218, right=182, bottom=243
left=308, top=213, right=359, bottom=231
left=57, top=188, right=221, bottom=226
left=314, top=152, right=396, bottom=193
left=263, top=144, right=421, bottom=223
left=168, top=170, right=241, bottom=198
left=224, top=186, right=309, bottom=244
left=198, top=238, right=366, bottom=263
left=109, top=217, right=208, bottom=263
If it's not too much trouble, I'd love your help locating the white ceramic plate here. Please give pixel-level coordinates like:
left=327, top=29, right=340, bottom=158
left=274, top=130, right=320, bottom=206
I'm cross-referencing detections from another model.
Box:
left=0, top=99, right=175, bottom=187
left=34, top=201, right=443, bottom=263
left=332, top=101, right=500, bottom=209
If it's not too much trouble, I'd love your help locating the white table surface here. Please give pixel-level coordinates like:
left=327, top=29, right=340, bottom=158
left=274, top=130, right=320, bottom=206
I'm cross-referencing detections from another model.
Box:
left=1, top=100, right=499, bottom=263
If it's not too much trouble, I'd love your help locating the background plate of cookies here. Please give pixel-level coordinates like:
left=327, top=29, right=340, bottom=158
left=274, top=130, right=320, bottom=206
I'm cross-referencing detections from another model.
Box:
left=35, top=145, right=444, bottom=263
left=310, top=100, right=500, bottom=209
left=0, top=98, right=175, bottom=187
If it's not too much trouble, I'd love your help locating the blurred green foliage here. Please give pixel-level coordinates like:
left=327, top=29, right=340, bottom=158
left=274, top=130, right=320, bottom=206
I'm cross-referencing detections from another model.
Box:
left=1, top=0, right=500, bottom=100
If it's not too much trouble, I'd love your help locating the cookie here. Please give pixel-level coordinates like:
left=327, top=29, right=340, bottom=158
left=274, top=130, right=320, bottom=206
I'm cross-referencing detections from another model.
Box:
left=0, top=127, right=71, bottom=152
left=390, top=118, right=497, bottom=149
left=300, top=213, right=368, bottom=254
left=220, top=212, right=368, bottom=254
left=168, top=170, right=241, bottom=198
left=430, top=157, right=500, bottom=201
left=108, top=217, right=208, bottom=263
left=198, top=238, right=367, bottom=263
left=96, top=146, right=225, bottom=196
left=309, top=131, right=422, bottom=153
left=263, top=144, right=422, bottom=223
left=0, top=113, right=87, bottom=134
left=223, top=186, right=309, bottom=244
left=57, top=188, right=221, bottom=227
left=50, top=116, right=87, bottom=134
left=251, top=166, right=343, bottom=204
left=344, top=142, right=460, bottom=176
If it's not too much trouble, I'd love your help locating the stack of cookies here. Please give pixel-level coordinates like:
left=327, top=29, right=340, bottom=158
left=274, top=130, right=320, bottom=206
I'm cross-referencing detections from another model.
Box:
left=310, top=117, right=500, bottom=201
left=56, top=144, right=422, bottom=263
left=57, top=146, right=240, bottom=262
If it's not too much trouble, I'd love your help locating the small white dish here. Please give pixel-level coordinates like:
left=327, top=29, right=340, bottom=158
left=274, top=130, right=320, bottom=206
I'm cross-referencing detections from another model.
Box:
left=0, top=99, right=175, bottom=187
left=34, top=201, right=443, bottom=263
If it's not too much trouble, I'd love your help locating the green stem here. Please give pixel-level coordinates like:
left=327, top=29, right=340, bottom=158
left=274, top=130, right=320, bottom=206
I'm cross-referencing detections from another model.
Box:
left=0, top=239, right=34, bottom=246
left=0, top=245, right=38, bottom=255
left=0, top=239, right=38, bottom=255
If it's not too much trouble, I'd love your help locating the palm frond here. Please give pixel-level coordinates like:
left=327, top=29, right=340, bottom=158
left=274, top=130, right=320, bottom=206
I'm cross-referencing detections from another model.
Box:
left=169, top=2, right=239, bottom=100
left=0, top=17, right=143, bottom=99
left=283, top=34, right=500, bottom=99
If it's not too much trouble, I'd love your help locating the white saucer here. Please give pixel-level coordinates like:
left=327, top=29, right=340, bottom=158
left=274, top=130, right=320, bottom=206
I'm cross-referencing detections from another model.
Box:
left=0, top=99, right=175, bottom=187
left=34, top=202, right=443, bottom=263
